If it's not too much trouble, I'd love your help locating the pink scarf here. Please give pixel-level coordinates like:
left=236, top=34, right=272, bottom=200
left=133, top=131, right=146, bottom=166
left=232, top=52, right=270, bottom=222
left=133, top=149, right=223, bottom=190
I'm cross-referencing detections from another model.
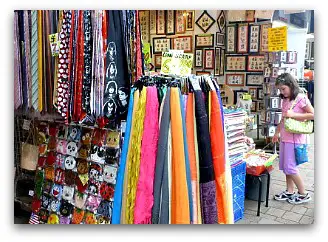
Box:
left=134, top=86, right=159, bottom=224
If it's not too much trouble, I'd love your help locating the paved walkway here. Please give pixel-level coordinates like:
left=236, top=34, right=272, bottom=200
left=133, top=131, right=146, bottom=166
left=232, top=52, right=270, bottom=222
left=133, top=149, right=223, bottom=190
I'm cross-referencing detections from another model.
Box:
left=237, top=134, right=315, bottom=224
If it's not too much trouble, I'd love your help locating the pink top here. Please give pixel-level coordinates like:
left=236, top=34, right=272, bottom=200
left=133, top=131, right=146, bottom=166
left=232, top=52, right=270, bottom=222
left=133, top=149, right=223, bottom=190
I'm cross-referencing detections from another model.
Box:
left=280, top=93, right=311, bottom=144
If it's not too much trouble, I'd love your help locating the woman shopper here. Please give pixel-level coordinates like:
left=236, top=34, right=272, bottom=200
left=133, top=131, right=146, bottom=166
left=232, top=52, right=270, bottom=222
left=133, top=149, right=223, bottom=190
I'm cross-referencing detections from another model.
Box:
left=273, top=73, right=314, bottom=205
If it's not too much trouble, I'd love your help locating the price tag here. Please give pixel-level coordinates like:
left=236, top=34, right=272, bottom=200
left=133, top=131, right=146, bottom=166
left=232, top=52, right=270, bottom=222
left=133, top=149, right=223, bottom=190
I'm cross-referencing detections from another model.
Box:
left=49, top=33, right=60, bottom=57
left=23, top=120, right=31, bottom=130
left=190, top=76, right=201, bottom=91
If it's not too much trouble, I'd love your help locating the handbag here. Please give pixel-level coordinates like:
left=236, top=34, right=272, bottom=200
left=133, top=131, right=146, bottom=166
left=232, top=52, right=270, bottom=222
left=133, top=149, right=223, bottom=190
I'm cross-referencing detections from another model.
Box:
left=293, top=134, right=309, bottom=166
left=284, top=96, right=313, bottom=134
left=20, top=120, right=38, bottom=171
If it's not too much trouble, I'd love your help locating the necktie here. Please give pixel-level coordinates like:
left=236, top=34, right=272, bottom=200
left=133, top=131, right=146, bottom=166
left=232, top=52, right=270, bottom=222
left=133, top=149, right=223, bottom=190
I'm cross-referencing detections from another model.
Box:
left=37, top=10, right=43, bottom=112
left=14, top=12, right=22, bottom=110
left=23, top=11, right=32, bottom=109
left=31, top=10, right=39, bottom=111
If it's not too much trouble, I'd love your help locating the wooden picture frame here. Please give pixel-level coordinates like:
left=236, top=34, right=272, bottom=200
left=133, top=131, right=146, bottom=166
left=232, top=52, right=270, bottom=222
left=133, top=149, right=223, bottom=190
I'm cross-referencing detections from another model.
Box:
left=271, top=67, right=279, bottom=78
left=226, top=73, right=245, bottom=86
left=226, top=24, right=237, bottom=53
left=194, top=49, right=203, bottom=68
left=195, top=34, right=214, bottom=48
left=196, top=71, right=211, bottom=76
left=214, top=47, right=221, bottom=76
left=237, top=23, right=249, bottom=53
left=156, top=10, right=166, bottom=35
left=216, top=32, right=225, bottom=46
left=139, top=11, right=150, bottom=44
left=154, top=54, right=162, bottom=68
left=257, top=102, right=264, bottom=111
left=217, top=10, right=226, bottom=33
left=166, top=10, right=175, bottom=35
left=257, top=88, right=264, bottom=100
left=249, top=87, right=257, bottom=100
left=225, top=55, right=247, bottom=72
left=175, top=10, right=186, bottom=34
left=251, top=101, right=257, bottom=112
left=204, top=49, right=215, bottom=69
left=220, top=48, right=225, bottom=76
left=249, top=25, right=260, bottom=53
left=246, top=10, right=255, bottom=22
left=195, top=10, right=215, bottom=33
left=247, top=55, right=265, bottom=72
left=260, top=23, right=272, bottom=53
left=149, top=11, right=157, bottom=35
left=246, top=73, right=264, bottom=86
left=152, top=37, right=171, bottom=54
left=186, top=10, right=195, bottom=31
left=234, top=89, right=248, bottom=104
left=172, top=35, right=193, bottom=53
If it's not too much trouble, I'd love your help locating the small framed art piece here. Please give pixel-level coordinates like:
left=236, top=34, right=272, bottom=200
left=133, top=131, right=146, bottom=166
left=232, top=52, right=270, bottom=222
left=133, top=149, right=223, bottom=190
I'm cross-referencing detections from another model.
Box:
left=154, top=54, right=162, bottom=68
left=196, top=10, right=215, bottom=33
left=280, top=51, right=287, bottom=62
left=194, top=49, right=203, bottom=68
left=287, top=51, right=297, bottom=64
left=156, top=10, right=166, bottom=35
left=195, top=34, right=214, bottom=48
left=246, top=10, right=255, bottom=22
left=217, top=10, right=226, bottom=33
left=220, top=48, right=225, bottom=76
left=247, top=55, right=265, bottom=72
left=260, top=23, right=272, bottom=52
left=257, top=102, right=264, bottom=112
left=152, top=37, right=171, bottom=54
left=166, top=10, right=175, bottom=35
left=226, top=73, right=245, bottom=86
left=237, top=23, right=249, bottom=53
left=226, top=24, right=237, bottom=53
left=249, top=88, right=257, bottom=100
left=257, top=88, right=264, bottom=100
left=139, top=11, right=150, bottom=44
left=246, top=73, right=264, bottom=86
left=214, top=47, right=222, bottom=76
left=149, top=11, right=157, bottom=35
left=264, top=66, right=271, bottom=77
left=234, top=89, right=248, bottom=104
left=216, top=32, right=225, bottom=46
left=186, top=10, right=195, bottom=31
left=175, top=10, right=186, bottom=34
left=172, top=36, right=193, bottom=53
left=271, top=67, right=279, bottom=78
left=251, top=101, right=257, bottom=112
left=249, top=25, right=260, bottom=53
left=204, top=49, right=215, bottom=69
left=225, top=55, right=247, bottom=72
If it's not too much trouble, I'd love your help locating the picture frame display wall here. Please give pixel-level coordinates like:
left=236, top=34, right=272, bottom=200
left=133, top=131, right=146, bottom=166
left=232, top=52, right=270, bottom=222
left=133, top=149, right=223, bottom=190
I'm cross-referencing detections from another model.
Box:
left=172, top=35, right=193, bottom=53
left=166, top=10, right=175, bottom=35
left=195, top=34, right=214, bottom=48
left=226, top=55, right=247, bottom=71
left=260, top=23, right=272, bottom=52
left=195, top=49, right=203, bottom=68
left=156, top=10, right=166, bottom=35
left=204, top=49, right=215, bottom=69
left=139, top=11, right=150, bottom=43
left=246, top=73, right=264, bottom=86
left=249, top=25, right=260, bottom=53
left=226, top=73, right=245, bottom=86
left=186, top=10, right=195, bottom=31
left=237, top=23, right=248, bottom=53
left=149, top=11, right=157, bottom=34
left=247, top=55, right=264, bottom=72
left=153, top=37, right=171, bottom=54
left=226, top=25, right=237, bottom=53
left=175, top=10, right=186, bottom=34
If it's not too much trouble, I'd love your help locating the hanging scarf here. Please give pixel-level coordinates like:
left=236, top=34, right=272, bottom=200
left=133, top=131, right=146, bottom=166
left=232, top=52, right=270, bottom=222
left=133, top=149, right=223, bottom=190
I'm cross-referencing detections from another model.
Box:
left=134, top=86, right=159, bottom=224
left=23, top=11, right=32, bottom=109
left=135, top=11, right=143, bottom=81
left=37, top=10, right=43, bottom=112
left=14, top=12, right=22, bottom=110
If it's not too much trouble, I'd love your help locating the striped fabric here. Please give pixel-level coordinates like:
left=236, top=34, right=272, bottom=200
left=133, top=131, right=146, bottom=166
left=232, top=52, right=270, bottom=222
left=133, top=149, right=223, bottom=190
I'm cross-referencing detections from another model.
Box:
left=30, top=10, right=39, bottom=110
left=29, top=213, right=40, bottom=224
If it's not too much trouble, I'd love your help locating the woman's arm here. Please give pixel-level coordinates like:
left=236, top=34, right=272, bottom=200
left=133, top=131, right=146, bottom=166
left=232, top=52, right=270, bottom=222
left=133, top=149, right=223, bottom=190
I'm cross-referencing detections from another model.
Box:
left=286, top=103, right=314, bottom=121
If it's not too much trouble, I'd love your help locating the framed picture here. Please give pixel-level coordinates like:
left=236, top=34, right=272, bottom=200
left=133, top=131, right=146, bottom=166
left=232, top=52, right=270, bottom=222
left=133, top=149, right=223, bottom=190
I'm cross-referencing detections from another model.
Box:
left=214, top=47, right=221, bottom=76
left=139, top=11, right=150, bottom=44
left=271, top=67, right=279, bottom=78
left=172, top=35, right=193, bottom=53
left=257, top=88, right=264, bottom=100
left=246, top=73, right=264, bottom=86
left=305, top=42, right=310, bottom=60
left=249, top=88, right=257, bottom=100
left=149, top=11, right=157, bottom=35
left=280, top=51, right=287, bottom=62
left=166, top=10, right=175, bottom=35
left=234, top=89, right=248, bottom=104
left=257, top=102, right=264, bottom=112
left=194, top=49, right=203, bottom=68
left=246, top=10, right=255, bottom=22
left=225, top=55, right=247, bottom=72
left=249, top=25, right=260, bottom=53
left=152, top=37, right=171, bottom=54
left=156, top=10, right=166, bottom=35
left=196, top=71, right=211, bottom=76
left=264, top=66, right=271, bottom=77
left=226, top=73, right=245, bottom=86
left=154, top=54, right=162, bottom=68
left=217, top=10, right=226, bottom=33
left=196, top=10, right=215, bottom=33
left=251, top=101, right=257, bottom=112
left=216, top=32, right=225, bottom=46
left=186, top=10, right=195, bottom=31
left=287, top=51, right=297, bottom=64
left=175, top=10, right=186, bottom=34
left=260, top=23, right=272, bottom=52
left=247, top=55, right=265, bottom=72
left=237, top=23, right=248, bottom=53
left=226, top=24, right=237, bottom=53
left=220, top=48, right=225, bottom=76
left=204, top=49, right=214, bottom=69
left=195, top=34, right=214, bottom=48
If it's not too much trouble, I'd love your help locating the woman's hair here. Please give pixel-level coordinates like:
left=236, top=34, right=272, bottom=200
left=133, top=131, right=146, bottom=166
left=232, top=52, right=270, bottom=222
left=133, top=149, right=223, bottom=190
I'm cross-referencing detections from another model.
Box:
left=275, top=73, right=301, bottom=100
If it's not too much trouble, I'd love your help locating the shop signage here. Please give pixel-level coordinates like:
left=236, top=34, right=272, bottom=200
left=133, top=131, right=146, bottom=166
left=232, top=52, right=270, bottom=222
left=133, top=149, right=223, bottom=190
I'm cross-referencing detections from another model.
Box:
left=160, top=51, right=193, bottom=76
left=268, top=26, right=287, bottom=52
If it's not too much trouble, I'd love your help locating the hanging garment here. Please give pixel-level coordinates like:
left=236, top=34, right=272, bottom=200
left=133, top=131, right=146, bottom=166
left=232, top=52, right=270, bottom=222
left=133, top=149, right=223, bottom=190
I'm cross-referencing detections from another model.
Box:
left=186, top=92, right=199, bottom=224
left=167, top=121, right=172, bottom=224
left=170, top=87, right=190, bottom=224
left=14, top=12, right=22, bottom=110
left=152, top=88, right=171, bottom=224
left=209, top=90, right=228, bottom=224
left=30, top=10, right=39, bottom=111
left=125, top=87, right=147, bottom=224
left=37, top=10, right=43, bottom=112
left=194, top=90, right=218, bottom=224
left=112, top=88, right=135, bottom=224
left=23, top=11, right=32, bottom=109
left=134, top=86, right=159, bottom=224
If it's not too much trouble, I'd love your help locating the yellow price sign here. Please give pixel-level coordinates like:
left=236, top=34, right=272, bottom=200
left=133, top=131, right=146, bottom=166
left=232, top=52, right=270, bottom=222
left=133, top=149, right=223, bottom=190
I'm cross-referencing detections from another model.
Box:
left=160, top=52, right=193, bottom=76
left=268, top=26, right=287, bottom=52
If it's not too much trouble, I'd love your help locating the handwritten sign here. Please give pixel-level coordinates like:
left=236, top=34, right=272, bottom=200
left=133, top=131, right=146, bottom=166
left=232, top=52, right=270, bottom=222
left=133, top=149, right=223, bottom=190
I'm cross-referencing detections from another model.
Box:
left=161, top=52, right=193, bottom=76
left=49, top=33, right=60, bottom=56
left=268, top=26, right=287, bottom=52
